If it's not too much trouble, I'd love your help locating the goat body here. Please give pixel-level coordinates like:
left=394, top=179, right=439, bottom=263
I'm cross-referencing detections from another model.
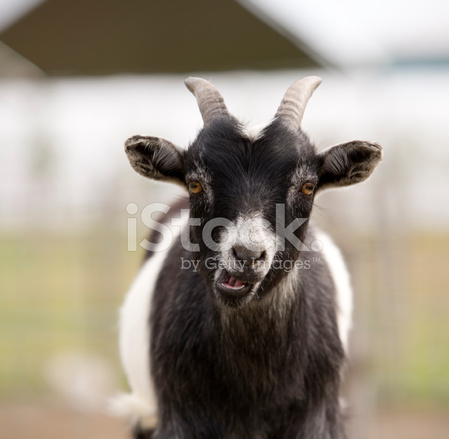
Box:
left=115, top=77, right=382, bottom=439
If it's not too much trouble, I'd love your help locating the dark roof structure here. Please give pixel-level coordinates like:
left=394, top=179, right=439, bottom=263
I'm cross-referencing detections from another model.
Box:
left=0, top=0, right=325, bottom=76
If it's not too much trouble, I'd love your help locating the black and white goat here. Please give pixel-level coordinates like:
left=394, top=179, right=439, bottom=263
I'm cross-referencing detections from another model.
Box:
left=114, top=77, right=382, bottom=438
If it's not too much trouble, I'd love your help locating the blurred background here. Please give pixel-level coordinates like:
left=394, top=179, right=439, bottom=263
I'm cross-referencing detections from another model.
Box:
left=1, top=0, right=448, bottom=438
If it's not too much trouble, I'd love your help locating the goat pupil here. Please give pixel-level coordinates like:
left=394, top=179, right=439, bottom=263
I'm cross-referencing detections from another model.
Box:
left=302, top=183, right=314, bottom=195
left=189, top=181, right=202, bottom=194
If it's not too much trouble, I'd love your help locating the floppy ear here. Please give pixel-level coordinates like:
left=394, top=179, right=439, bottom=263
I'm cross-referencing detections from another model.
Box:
left=317, top=141, right=382, bottom=191
left=125, top=135, right=185, bottom=186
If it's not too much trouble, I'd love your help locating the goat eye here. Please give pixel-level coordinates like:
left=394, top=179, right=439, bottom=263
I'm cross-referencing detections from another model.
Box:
left=188, top=181, right=203, bottom=194
left=301, top=182, right=315, bottom=196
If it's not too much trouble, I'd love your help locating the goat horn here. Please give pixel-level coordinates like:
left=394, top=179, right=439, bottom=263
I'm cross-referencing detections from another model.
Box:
left=185, top=77, right=230, bottom=126
left=275, top=76, right=322, bottom=131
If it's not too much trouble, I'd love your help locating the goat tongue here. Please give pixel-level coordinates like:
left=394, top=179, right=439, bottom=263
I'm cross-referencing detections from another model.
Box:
left=222, top=275, right=245, bottom=290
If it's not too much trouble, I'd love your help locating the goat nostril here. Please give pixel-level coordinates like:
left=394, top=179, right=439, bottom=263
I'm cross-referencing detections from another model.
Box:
left=233, top=247, right=265, bottom=265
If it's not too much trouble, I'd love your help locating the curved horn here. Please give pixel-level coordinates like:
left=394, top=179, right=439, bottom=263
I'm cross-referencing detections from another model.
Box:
left=185, top=77, right=230, bottom=126
left=275, top=76, right=322, bottom=131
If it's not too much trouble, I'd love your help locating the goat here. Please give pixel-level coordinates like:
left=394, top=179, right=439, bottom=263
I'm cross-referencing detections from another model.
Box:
left=114, top=77, right=382, bottom=438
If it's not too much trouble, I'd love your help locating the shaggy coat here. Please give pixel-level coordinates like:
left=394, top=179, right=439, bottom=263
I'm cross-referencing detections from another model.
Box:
left=115, top=77, right=382, bottom=439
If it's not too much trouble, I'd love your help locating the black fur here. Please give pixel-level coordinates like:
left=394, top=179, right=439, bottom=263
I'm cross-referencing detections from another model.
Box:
left=125, top=88, right=381, bottom=439
left=133, top=426, right=155, bottom=439
left=148, top=228, right=345, bottom=438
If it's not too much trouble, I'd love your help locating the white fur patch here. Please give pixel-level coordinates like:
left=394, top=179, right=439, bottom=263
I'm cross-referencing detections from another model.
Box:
left=112, top=215, right=185, bottom=428
left=315, top=231, right=353, bottom=352
left=234, top=213, right=276, bottom=255
left=242, top=120, right=271, bottom=142
left=109, top=393, right=158, bottom=429
left=214, top=212, right=277, bottom=279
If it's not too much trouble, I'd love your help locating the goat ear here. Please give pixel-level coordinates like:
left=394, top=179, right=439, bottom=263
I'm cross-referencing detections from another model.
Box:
left=317, top=141, right=382, bottom=191
left=125, top=135, right=185, bottom=186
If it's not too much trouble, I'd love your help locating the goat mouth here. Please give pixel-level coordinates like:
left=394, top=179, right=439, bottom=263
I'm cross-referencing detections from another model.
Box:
left=215, top=270, right=254, bottom=298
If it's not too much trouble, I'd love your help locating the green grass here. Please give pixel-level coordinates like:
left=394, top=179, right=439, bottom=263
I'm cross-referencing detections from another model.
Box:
left=1, top=228, right=449, bottom=407
left=0, top=228, right=141, bottom=397
left=352, top=232, right=449, bottom=407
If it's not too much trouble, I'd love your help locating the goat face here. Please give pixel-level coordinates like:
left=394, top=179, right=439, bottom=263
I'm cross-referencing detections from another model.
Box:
left=125, top=77, right=382, bottom=308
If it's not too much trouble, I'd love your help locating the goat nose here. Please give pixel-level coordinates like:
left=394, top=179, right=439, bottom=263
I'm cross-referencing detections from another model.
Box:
left=232, top=246, right=266, bottom=265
